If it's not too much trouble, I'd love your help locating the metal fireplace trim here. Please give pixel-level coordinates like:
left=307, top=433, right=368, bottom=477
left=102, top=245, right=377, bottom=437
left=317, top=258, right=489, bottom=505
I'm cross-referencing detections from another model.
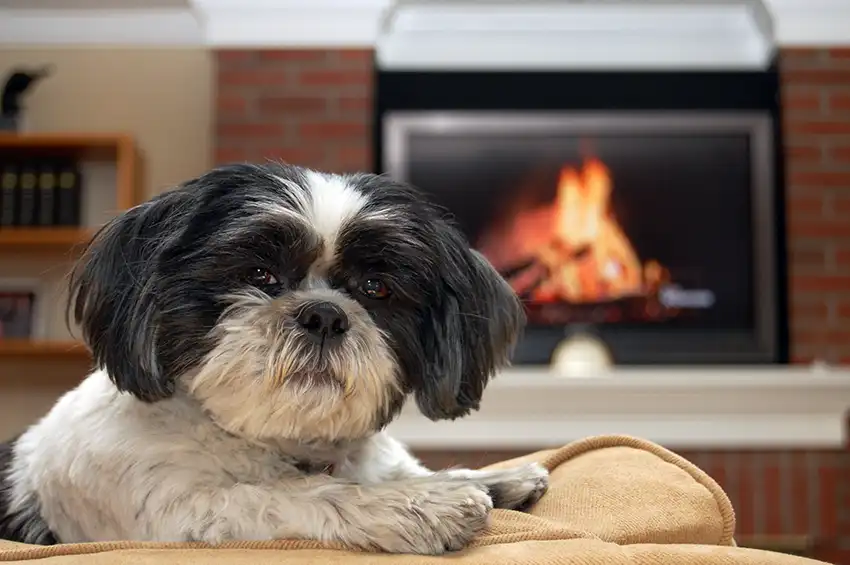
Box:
left=383, top=110, right=780, bottom=365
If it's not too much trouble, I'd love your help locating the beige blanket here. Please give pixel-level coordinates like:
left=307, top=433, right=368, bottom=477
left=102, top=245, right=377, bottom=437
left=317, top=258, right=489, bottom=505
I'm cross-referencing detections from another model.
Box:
left=0, top=435, right=829, bottom=564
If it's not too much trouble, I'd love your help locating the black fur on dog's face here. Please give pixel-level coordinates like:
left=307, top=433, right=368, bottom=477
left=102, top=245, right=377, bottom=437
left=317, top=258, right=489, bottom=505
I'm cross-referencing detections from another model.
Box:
left=69, top=163, right=525, bottom=442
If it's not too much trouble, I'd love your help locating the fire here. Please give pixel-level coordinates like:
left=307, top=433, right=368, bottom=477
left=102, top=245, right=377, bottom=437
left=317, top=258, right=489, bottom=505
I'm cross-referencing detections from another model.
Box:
left=479, top=158, right=669, bottom=304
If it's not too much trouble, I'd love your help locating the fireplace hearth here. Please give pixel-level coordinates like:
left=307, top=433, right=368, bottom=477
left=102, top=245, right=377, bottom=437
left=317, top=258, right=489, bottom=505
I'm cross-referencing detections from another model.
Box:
left=376, top=70, right=788, bottom=366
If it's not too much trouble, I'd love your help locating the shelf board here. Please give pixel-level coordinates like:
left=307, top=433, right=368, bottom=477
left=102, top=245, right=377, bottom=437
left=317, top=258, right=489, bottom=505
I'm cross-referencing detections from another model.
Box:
left=0, top=228, right=93, bottom=250
left=0, top=132, right=134, bottom=160
left=0, top=339, right=91, bottom=359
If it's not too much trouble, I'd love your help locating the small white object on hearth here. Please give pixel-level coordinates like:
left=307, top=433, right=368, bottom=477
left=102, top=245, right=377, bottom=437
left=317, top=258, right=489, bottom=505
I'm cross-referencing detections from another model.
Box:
left=550, top=333, right=614, bottom=378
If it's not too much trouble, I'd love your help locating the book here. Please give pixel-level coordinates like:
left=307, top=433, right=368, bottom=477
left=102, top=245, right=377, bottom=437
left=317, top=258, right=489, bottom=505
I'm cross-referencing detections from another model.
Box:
left=56, top=162, right=81, bottom=227
left=0, top=163, right=18, bottom=227
left=37, top=164, right=57, bottom=226
left=17, top=163, right=38, bottom=226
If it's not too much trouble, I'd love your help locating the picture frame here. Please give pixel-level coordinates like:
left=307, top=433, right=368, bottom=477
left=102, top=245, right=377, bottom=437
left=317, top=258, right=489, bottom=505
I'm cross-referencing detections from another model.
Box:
left=0, top=277, right=45, bottom=340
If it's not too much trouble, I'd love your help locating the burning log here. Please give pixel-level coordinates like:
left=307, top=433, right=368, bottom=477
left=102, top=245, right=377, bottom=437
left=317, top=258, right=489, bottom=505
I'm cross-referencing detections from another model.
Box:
left=481, top=157, right=671, bottom=307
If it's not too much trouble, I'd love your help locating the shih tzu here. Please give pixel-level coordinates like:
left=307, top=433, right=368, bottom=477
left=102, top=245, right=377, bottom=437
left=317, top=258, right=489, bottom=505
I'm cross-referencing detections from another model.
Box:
left=0, top=163, right=547, bottom=554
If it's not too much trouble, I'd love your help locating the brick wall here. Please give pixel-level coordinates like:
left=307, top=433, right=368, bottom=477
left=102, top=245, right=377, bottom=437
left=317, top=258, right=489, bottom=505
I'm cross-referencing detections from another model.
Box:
left=216, top=50, right=372, bottom=173
left=782, top=48, right=850, bottom=366
left=213, top=48, right=850, bottom=561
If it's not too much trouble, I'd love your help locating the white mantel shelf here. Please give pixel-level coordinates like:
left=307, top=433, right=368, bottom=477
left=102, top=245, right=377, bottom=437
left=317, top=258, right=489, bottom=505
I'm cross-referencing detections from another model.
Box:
left=1, top=0, right=849, bottom=48
left=385, top=366, right=850, bottom=450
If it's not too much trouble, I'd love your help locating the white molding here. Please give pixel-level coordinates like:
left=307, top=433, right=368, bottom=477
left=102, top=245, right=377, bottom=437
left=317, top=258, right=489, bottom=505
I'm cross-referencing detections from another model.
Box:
left=198, top=0, right=390, bottom=48
left=0, top=9, right=204, bottom=46
left=384, top=366, right=850, bottom=450
left=376, top=1, right=776, bottom=71
left=0, top=0, right=847, bottom=49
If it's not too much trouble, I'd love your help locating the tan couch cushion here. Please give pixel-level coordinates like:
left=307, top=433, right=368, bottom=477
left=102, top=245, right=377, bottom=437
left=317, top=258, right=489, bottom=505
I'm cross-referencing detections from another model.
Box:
left=0, top=435, right=827, bottom=564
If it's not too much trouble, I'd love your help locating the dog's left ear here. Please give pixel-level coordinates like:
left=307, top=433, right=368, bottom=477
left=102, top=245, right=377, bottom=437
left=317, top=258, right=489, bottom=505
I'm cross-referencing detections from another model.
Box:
left=415, top=224, right=526, bottom=420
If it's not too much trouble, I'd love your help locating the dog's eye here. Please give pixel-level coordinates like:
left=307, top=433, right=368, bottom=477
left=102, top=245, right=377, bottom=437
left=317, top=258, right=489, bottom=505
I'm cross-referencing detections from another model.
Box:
left=359, top=278, right=391, bottom=300
left=248, top=268, right=279, bottom=287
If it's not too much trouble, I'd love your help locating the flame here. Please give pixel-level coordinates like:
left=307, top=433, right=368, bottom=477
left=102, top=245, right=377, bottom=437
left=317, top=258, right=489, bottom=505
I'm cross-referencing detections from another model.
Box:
left=479, top=158, right=670, bottom=304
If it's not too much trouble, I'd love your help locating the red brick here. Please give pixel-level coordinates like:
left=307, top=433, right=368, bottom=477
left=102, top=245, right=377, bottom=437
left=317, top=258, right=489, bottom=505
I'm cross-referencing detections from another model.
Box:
left=794, top=329, right=850, bottom=346
left=828, top=48, right=850, bottom=60
left=783, top=69, right=850, bottom=85
left=787, top=121, right=850, bottom=136
left=217, top=50, right=255, bottom=64
left=837, top=300, right=850, bottom=319
left=258, top=50, right=326, bottom=62
left=299, top=122, right=368, bottom=140
left=790, top=455, right=810, bottom=534
left=704, top=456, right=728, bottom=493
left=217, top=95, right=247, bottom=115
left=829, top=93, right=850, bottom=112
left=219, top=70, right=287, bottom=87
left=793, top=275, right=850, bottom=293
left=819, top=463, right=839, bottom=537
left=814, top=548, right=850, bottom=564
left=783, top=91, right=822, bottom=111
left=829, top=144, right=850, bottom=163
left=217, top=123, right=285, bottom=139
left=790, top=247, right=826, bottom=269
left=792, top=300, right=828, bottom=321
left=762, top=463, right=783, bottom=535
left=334, top=145, right=371, bottom=171
left=789, top=218, right=850, bottom=238
left=789, top=171, right=850, bottom=188
left=254, top=147, right=325, bottom=167
left=781, top=48, right=824, bottom=66
left=791, top=353, right=817, bottom=364
left=339, top=96, right=371, bottom=114
left=256, top=96, right=327, bottom=115
left=837, top=248, right=850, bottom=268
left=737, top=455, right=756, bottom=535
left=298, top=70, right=371, bottom=87
left=788, top=195, right=824, bottom=216
left=833, top=195, right=850, bottom=216
left=214, top=148, right=246, bottom=164
left=336, top=49, right=374, bottom=64
left=786, top=144, right=822, bottom=163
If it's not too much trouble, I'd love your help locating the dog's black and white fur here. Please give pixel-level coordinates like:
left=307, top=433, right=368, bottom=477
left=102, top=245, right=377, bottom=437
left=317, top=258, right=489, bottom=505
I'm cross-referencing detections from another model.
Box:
left=0, top=163, right=545, bottom=554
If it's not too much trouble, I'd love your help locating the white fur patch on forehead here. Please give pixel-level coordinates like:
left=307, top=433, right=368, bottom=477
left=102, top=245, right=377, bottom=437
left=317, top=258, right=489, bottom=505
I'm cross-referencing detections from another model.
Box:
left=302, top=170, right=368, bottom=252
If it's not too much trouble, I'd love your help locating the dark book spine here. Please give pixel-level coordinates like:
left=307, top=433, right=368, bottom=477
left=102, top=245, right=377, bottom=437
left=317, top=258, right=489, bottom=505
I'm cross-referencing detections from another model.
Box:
left=37, top=164, right=58, bottom=227
left=56, top=164, right=81, bottom=227
left=0, top=163, right=18, bottom=227
left=17, top=165, right=38, bottom=227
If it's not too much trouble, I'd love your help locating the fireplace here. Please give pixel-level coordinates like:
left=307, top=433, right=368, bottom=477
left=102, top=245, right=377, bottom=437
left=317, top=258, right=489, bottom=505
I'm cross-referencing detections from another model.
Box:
left=376, top=72, right=788, bottom=366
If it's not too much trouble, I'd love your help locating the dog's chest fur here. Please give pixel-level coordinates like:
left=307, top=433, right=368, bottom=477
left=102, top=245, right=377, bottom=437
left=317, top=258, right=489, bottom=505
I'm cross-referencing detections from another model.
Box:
left=5, top=371, right=365, bottom=543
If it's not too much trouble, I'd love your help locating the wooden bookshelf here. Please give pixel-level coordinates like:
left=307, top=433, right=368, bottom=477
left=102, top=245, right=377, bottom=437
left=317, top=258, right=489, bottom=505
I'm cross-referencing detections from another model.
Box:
left=0, top=227, right=93, bottom=250
left=0, top=339, right=90, bottom=359
left=0, top=132, right=141, bottom=360
left=0, top=132, right=140, bottom=213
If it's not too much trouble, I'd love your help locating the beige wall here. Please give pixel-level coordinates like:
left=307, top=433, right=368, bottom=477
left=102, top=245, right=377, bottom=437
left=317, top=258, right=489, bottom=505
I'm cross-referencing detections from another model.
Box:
left=0, top=47, right=213, bottom=439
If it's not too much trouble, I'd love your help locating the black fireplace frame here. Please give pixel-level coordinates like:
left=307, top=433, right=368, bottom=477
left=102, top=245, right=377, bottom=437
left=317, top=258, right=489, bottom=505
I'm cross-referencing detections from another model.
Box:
left=373, top=64, right=789, bottom=366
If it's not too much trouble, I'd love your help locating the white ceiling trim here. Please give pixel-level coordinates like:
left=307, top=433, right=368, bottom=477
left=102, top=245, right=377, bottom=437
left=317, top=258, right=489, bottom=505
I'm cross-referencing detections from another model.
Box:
left=0, top=0, right=847, bottom=48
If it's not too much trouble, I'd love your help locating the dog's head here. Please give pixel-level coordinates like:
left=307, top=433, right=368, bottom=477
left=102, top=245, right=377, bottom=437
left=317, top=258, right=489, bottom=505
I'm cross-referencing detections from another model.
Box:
left=69, top=163, right=525, bottom=442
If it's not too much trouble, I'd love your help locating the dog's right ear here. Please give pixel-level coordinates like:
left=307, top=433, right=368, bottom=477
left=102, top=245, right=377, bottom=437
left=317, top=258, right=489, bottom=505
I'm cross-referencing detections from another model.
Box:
left=68, top=190, right=188, bottom=402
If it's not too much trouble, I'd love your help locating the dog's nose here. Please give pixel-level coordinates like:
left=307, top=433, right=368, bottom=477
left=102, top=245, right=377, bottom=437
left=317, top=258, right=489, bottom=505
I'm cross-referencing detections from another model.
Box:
left=297, top=302, right=350, bottom=342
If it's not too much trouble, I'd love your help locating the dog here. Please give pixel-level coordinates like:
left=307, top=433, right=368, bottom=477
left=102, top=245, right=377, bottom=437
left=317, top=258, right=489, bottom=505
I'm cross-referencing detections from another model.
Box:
left=0, top=163, right=547, bottom=554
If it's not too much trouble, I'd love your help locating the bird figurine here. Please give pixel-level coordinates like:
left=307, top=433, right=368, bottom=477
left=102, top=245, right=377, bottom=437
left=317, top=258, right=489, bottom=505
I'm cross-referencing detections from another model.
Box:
left=1, top=65, right=53, bottom=123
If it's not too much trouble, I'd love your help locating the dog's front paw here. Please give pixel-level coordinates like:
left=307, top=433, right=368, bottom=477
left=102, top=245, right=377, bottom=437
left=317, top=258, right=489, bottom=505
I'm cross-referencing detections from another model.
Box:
left=365, top=481, right=493, bottom=554
left=483, top=463, right=549, bottom=511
